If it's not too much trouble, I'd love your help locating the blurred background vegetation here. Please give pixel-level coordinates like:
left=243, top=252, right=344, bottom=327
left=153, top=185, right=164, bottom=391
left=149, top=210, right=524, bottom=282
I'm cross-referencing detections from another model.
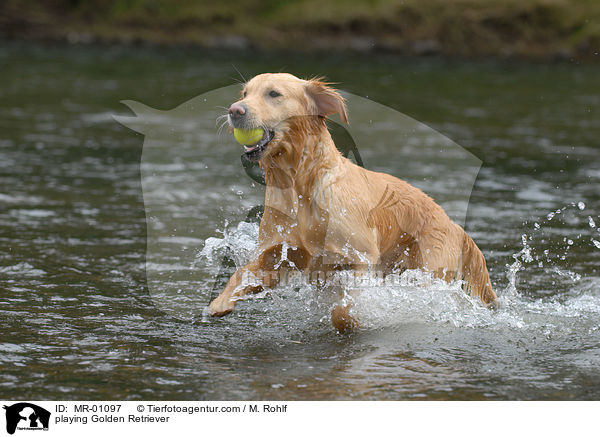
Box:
left=1, top=0, right=599, bottom=59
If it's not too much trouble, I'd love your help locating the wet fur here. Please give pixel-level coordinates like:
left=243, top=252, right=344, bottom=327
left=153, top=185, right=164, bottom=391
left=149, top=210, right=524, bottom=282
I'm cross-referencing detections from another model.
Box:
left=209, top=73, right=497, bottom=331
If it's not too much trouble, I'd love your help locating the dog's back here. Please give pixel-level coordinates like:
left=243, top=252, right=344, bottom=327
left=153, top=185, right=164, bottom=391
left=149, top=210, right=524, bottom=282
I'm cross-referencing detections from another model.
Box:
left=321, top=158, right=497, bottom=304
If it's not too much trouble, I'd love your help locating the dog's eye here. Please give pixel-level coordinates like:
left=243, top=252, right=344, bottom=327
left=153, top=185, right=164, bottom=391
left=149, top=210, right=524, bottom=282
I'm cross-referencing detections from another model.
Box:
left=243, top=90, right=247, bottom=98
left=269, top=90, right=282, bottom=98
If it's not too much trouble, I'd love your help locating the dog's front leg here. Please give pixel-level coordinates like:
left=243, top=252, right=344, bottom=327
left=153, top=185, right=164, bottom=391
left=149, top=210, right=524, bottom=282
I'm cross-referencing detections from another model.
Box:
left=208, top=259, right=265, bottom=317
left=208, top=243, right=306, bottom=317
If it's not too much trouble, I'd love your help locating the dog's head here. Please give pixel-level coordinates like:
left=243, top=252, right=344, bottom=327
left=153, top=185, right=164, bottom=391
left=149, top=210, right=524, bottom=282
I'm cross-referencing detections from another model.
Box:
left=228, top=73, right=348, bottom=162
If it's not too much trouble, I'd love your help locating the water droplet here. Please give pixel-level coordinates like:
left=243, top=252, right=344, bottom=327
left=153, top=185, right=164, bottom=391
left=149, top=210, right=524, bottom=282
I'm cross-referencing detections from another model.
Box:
left=577, top=201, right=585, bottom=210
left=588, top=216, right=596, bottom=228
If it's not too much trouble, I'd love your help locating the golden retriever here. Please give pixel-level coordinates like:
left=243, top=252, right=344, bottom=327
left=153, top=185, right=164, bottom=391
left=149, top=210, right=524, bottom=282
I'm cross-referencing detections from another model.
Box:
left=208, top=73, right=497, bottom=332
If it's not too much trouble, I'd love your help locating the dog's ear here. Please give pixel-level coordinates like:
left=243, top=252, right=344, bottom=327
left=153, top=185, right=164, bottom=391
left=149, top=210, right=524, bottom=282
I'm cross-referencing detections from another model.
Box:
left=306, top=79, right=349, bottom=124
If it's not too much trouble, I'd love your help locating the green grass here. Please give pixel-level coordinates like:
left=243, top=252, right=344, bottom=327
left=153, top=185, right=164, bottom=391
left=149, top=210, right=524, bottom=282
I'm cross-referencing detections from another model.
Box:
left=2, top=0, right=599, bottom=58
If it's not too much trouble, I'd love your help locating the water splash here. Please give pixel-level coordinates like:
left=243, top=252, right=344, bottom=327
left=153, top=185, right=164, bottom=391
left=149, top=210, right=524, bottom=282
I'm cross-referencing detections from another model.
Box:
left=195, top=202, right=600, bottom=334
left=196, top=220, right=259, bottom=270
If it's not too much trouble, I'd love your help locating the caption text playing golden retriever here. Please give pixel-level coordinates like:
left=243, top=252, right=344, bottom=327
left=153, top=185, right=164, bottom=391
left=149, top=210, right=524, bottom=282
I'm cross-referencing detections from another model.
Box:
left=208, top=73, right=497, bottom=332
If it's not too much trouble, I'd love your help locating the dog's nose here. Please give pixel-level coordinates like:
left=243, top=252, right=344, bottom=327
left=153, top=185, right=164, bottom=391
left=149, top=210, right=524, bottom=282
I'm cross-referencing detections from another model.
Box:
left=228, top=102, right=247, bottom=118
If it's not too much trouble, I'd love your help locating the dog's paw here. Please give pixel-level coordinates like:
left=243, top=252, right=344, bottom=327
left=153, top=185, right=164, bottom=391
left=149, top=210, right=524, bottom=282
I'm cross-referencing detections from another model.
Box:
left=208, top=297, right=236, bottom=317
left=331, top=305, right=359, bottom=334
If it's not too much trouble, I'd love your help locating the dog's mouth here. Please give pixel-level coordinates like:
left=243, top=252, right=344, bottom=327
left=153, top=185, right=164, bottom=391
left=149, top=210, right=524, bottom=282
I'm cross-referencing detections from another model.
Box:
left=243, top=130, right=275, bottom=160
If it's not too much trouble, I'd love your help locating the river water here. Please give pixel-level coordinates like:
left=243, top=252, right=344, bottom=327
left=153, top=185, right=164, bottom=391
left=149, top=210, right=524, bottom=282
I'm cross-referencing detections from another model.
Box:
left=1, top=41, right=599, bottom=400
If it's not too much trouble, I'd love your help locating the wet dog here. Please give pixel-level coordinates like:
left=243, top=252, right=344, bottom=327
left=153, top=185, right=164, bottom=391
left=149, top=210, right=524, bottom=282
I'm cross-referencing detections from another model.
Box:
left=209, top=73, right=497, bottom=332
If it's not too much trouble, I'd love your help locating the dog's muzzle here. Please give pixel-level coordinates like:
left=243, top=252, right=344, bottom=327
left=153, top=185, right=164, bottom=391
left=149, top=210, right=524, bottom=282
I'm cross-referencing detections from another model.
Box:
left=243, top=130, right=275, bottom=161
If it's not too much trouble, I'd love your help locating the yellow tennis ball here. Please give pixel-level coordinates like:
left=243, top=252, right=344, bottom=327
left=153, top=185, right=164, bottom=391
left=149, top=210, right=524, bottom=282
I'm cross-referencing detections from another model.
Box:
left=234, top=128, right=264, bottom=146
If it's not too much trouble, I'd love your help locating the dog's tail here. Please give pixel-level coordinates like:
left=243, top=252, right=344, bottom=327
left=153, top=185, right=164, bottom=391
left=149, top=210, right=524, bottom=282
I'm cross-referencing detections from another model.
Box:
left=460, top=231, right=497, bottom=305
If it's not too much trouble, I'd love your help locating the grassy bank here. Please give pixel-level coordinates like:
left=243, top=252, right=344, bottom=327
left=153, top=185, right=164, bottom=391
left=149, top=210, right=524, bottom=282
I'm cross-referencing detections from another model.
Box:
left=2, top=0, right=599, bottom=59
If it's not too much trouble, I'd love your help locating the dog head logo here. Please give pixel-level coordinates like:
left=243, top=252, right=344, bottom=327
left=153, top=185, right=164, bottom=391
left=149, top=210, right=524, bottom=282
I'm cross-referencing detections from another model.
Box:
left=3, top=403, right=50, bottom=435
left=114, top=78, right=482, bottom=320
